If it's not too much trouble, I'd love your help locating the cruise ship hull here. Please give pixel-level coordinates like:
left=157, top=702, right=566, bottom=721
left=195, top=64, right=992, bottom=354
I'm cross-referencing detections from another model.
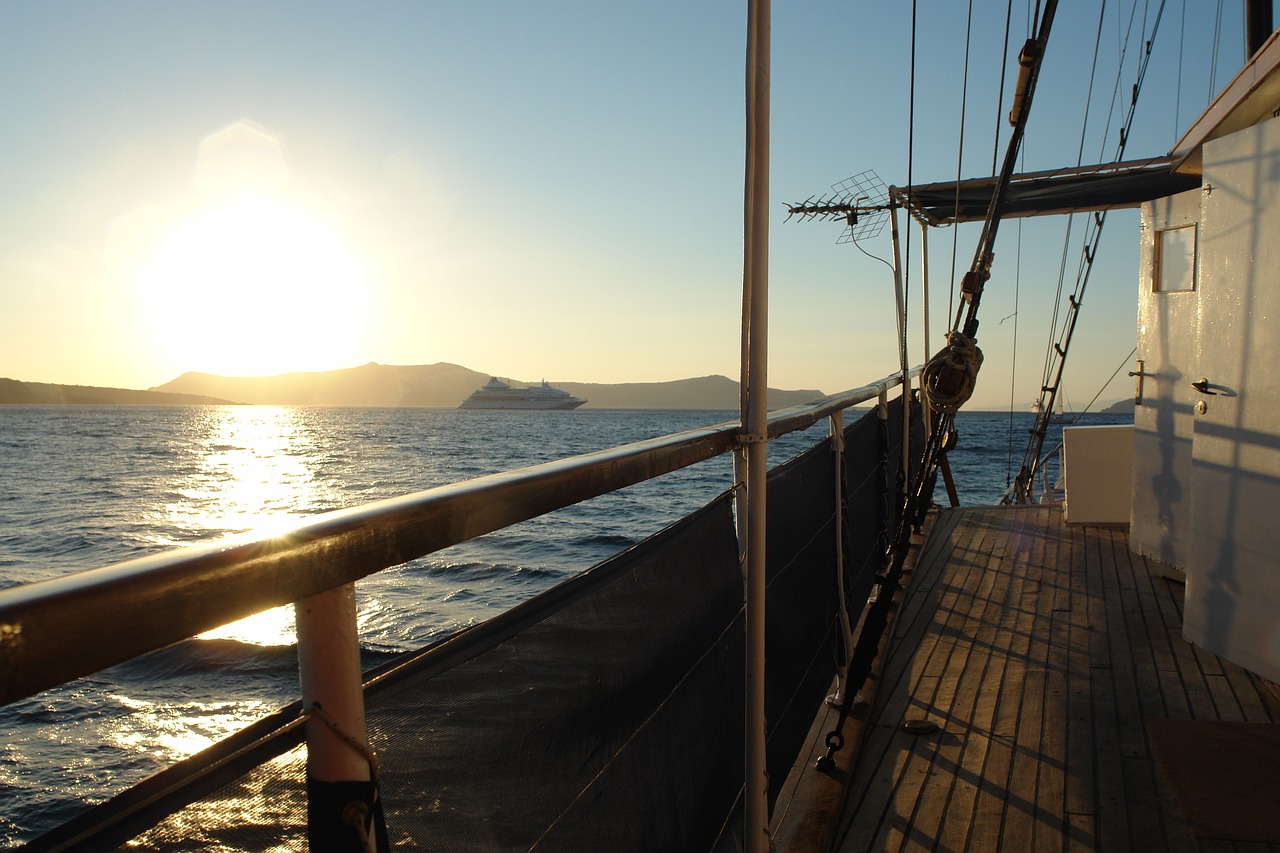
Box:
left=458, top=397, right=585, bottom=410
left=458, top=378, right=587, bottom=410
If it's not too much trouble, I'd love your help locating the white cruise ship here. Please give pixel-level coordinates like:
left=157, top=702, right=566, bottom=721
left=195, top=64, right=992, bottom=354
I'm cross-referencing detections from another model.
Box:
left=458, top=377, right=587, bottom=410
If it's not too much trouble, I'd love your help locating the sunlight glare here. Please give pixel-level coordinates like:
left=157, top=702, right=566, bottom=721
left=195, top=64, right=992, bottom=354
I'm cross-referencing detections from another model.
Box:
left=135, top=119, right=375, bottom=378
left=135, top=190, right=373, bottom=377
left=198, top=606, right=297, bottom=647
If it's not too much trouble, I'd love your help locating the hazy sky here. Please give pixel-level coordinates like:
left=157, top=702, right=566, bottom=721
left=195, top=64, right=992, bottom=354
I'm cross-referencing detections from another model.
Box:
left=0, top=2, right=1249, bottom=408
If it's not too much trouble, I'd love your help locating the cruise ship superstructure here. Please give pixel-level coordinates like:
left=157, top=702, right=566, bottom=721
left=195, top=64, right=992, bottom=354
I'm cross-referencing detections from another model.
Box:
left=457, top=378, right=587, bottom=410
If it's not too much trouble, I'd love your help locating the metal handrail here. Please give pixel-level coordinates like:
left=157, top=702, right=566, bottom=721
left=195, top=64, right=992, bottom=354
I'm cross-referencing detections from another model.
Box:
left=998, top=436, right=1065, bottom=504
left=1041, top=439, right=1065, bottom=497
left=0, top=367, right=921, bottom=707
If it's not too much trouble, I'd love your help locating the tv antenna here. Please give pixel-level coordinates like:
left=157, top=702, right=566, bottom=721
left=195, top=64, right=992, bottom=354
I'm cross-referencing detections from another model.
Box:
left=786, top=170, right=890, bottom=243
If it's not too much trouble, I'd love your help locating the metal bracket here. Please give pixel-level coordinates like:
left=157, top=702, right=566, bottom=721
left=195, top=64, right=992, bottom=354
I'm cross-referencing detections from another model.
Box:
left=1128, top=359, right=1146, bottom=404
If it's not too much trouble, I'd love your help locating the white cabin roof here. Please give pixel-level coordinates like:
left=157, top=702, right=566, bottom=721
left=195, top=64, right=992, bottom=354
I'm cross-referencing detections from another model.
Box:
left=1171, top=29, right=1280, bottom=173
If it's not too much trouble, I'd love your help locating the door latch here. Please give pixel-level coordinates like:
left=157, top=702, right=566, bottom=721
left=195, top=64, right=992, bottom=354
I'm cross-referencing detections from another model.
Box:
left=1191, top=378, right=1219, bottom=395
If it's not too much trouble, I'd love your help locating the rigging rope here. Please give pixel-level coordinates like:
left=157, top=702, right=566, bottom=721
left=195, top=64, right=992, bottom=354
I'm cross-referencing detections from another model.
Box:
left=952, top=3, right=1055, bottom=341
left=817, top=0, right=1060, bottom=773
left=1039, top=218, right=1075, bottom=401
left=904, top=0, right=916, bottom=393
left=948, top=0, right=976, bottom=325
left=1034, top=0, right=1116, bottom=424
left=1005, top=219, right=1023, bottom=488
left=921, top=0, right=1058, bottom=423
left=992, top=0, right=1016, bottom=177
left=1026, top=1, right=1104, bottom=415
left=1174, top=0, right=1186, bottom=138
left=1073, top=346, right=1138, bottom=421
left=1010, top=0, right=1168, bottom=504
left=1002, top=1, right=1035, bottom=489
left=1209, top=0, right=1224, bottom=100
left=1080, top=2, right=1109, bottom=166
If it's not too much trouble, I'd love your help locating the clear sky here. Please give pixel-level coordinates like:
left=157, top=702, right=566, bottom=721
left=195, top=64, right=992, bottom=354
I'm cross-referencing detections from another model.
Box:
left=0, top=2, right=1250, bottom=409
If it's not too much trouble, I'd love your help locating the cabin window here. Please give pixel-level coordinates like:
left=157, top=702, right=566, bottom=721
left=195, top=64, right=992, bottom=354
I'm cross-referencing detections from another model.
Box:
left=1155, top=224, right=1197, bottom=292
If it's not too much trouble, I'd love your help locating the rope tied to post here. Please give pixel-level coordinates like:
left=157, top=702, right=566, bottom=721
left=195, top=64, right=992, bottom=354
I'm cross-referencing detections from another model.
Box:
left=305, top=702, right=389, bottom=853
left=922, top=330, right=984, bottom=414
left=307, top=702, right=381, bottom=775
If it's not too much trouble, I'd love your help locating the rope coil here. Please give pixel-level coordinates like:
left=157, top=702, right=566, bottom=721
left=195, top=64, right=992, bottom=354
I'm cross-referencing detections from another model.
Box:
left=923, top=331, right=984, bottom=415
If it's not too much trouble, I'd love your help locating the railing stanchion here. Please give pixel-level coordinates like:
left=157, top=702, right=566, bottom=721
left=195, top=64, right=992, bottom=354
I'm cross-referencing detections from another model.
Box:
left=296, top=583, right=378, bottom=850
left=920, top=219, right=934, bottom=435
left=741, top=0, right=771, bottom=847
left=734, top=446, right=749, bottom=556
left=889, top=205, right=912, bottom=481
left=829, top=411, right=853, bottom=702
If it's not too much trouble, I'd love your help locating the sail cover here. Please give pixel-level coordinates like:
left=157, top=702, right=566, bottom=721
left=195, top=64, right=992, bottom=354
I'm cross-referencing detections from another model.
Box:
left=893, top=156, right=1201, bottom=225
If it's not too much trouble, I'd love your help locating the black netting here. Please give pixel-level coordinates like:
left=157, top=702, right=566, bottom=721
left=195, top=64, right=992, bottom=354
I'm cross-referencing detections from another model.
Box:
left=34, top=407, right=918, bottom=852
left=843, top=412, right=889, bottom=613
left=365, top=495, right=745, bottom=852
left=885, top=404, right=905, bottom=532
left=119, top=495, right=746, bottom=852
left=881, top=397, right=928, bottom=533
left=761, top=438, right=838, bottom=808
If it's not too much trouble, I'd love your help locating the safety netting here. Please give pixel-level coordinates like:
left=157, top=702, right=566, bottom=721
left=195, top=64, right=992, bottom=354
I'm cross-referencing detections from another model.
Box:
left=762, top=433, right=842, bottom=804
left=843, top=409, right=895, bottom=620
left=31, top=406, right=920, bottom=852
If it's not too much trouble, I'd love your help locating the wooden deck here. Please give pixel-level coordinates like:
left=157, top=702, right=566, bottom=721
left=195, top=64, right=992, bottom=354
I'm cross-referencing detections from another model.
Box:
left=828, top=505, right=1280, bottom=853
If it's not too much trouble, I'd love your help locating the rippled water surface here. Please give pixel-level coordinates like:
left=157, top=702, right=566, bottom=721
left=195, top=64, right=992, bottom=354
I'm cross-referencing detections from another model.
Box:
left=0, top=404, right=1128, bottom=843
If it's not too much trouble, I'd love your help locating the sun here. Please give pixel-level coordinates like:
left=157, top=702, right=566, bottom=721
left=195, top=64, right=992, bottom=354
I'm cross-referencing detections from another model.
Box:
left=134, top=190, right=374, bottom=378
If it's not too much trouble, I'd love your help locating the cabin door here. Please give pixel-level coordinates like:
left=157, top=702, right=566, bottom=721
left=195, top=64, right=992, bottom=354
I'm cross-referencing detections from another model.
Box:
left=1183, top=117, right=1280, bottom=683
left=1131, top=189, right=1201, bottom=572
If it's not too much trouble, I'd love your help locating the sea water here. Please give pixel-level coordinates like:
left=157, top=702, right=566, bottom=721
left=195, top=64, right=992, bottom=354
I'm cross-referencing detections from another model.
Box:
left=0, top=404, right=1129, bottom=843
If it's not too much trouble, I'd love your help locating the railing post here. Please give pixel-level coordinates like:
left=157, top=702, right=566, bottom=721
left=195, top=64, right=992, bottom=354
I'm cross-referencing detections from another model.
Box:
left=734, top=446, right=749, bottom=556
left=877, top=388, right=894, bottom=563
left=888, top=208, right=912, bottom=485
left=919, top=219, right=933, bottom=436
left=741, top=0, right=771, bottom=850
left=828, top=411, right=853, bottom=703
left=296, top=583, right=379, bottom=851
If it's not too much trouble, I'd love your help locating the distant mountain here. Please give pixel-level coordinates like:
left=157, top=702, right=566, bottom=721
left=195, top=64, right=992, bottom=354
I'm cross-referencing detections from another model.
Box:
left=0, top=378, right=234, bottom=406
left=1101, top=397, right=1135, bottom=415
left=152, top=362, right=487, bottom=407
left=151, top=363, right=825, bottom=409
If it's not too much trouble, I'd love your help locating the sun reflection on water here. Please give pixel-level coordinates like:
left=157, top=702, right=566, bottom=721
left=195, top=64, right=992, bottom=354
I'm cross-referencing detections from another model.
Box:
left=159, top=406, right=341, bottom=646
left=164, top=406, right=320, bottom=539
left=106, top=693, right=276, bottom=764
left=50, top=406, right=332, bottom=810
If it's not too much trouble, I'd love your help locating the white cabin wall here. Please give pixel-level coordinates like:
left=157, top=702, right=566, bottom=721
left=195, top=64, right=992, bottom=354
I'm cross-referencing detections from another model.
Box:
left=1183, top=116, right=1280, bottom=683
left=1131, top=189, right=1202, bottom=572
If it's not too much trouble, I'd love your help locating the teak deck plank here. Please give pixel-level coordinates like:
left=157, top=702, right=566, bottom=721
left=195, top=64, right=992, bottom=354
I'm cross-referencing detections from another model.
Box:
left=828, top=506, right=1280, bottom=853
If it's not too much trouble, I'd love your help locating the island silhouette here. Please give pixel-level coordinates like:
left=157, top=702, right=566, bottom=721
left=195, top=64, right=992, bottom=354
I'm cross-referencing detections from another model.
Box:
left=2, top=363, right=825, bottom=410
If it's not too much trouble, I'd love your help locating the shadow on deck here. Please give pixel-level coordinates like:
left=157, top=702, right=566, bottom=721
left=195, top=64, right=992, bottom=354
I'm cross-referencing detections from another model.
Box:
left=826, top=505, right=1280, bottom=853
